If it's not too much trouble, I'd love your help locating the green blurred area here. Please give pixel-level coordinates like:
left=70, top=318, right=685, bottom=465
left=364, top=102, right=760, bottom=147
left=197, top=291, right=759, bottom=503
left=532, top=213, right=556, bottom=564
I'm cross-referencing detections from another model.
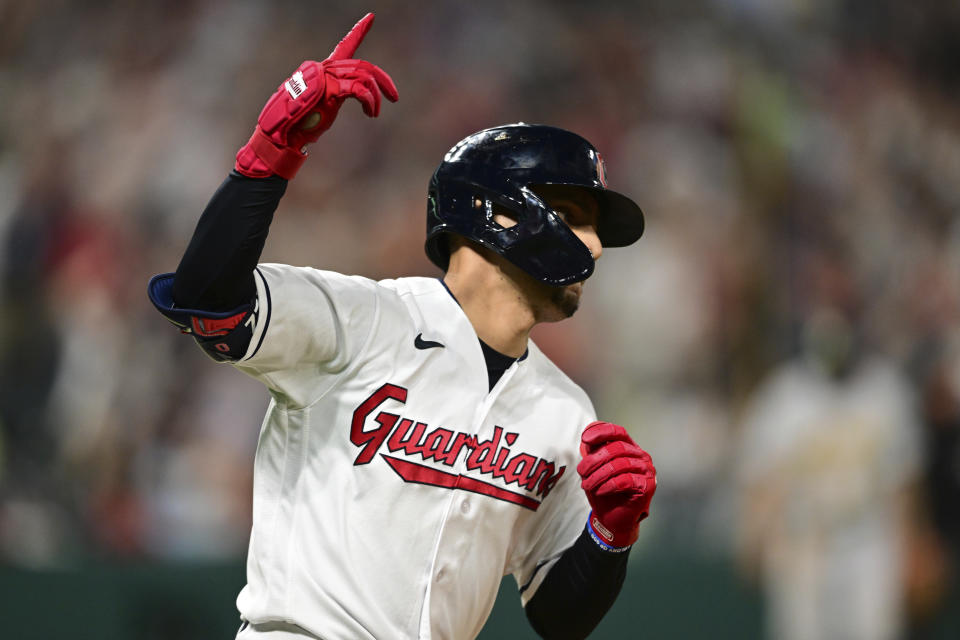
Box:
left=2, top=552, right=758, bottom=640
left=478, top=551, right=765, bottom=640
left=0, top=561, right=247, bottom=640
left=1, top=551, right=956, bottom=640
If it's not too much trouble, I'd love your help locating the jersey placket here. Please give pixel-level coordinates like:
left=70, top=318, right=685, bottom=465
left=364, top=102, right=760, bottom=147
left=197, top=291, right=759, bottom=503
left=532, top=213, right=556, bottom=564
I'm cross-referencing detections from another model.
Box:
left=416, top=358, right=522, bottom=639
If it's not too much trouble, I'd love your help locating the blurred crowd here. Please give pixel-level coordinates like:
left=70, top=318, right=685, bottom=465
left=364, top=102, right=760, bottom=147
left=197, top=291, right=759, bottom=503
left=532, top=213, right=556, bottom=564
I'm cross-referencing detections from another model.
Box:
left=1, top=0, right=959, bottom=638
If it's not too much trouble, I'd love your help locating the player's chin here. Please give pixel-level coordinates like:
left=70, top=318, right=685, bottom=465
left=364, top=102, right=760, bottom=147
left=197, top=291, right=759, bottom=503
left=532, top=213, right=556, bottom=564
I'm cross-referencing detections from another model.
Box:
left=547, top=282, right=583, bottom=320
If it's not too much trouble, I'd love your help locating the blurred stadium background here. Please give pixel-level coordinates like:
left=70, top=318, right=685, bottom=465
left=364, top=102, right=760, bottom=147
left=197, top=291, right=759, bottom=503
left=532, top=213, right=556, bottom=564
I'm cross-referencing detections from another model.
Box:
left=1, top=0, right=959, bottom=638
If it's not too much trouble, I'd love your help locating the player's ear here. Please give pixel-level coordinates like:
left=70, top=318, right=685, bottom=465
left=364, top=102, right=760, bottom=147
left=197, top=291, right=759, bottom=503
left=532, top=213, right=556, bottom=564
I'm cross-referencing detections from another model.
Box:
left=446, top=233, right=466, bottom=254
left=445, top=233, right=493, bottom=273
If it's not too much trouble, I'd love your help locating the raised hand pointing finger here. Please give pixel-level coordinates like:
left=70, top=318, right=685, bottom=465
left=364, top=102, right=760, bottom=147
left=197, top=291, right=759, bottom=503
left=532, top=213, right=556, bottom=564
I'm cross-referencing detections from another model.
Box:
left=234, top=12, right=398, bottom=180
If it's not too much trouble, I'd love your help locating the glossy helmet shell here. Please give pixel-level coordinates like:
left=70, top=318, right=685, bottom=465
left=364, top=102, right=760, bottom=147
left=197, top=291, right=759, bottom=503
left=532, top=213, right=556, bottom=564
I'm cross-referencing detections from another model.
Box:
left=426, top=124, right=644, bottom=286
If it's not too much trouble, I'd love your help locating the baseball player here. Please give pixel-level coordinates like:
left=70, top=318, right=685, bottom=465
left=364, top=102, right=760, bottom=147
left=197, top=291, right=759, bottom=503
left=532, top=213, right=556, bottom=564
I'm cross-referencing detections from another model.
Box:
left=148, top=13, right=656, bottom=640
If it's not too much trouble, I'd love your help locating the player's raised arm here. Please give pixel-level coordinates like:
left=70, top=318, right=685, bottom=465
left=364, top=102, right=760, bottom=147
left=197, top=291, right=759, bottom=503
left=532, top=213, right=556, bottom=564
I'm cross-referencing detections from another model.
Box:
left=148, top=13, right=397, bottom=360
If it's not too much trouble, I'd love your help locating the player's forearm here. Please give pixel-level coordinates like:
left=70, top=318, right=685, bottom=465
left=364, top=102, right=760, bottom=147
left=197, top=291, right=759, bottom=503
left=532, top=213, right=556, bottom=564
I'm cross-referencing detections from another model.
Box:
left=524, top=527, right=630, bottom=640
left=172, top=171, right=287, bottom=311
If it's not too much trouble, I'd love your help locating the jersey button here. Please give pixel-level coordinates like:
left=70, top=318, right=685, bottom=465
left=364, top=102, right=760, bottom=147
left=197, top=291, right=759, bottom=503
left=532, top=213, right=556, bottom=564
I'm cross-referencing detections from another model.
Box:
left=436, top=568, right=446, bottom=582
left=460, top=500, right=471, bottom=514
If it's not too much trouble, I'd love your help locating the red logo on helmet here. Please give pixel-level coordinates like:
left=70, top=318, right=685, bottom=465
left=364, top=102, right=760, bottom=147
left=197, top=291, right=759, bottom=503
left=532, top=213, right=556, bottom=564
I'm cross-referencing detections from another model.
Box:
left=596, top=152, right=608, bottom=188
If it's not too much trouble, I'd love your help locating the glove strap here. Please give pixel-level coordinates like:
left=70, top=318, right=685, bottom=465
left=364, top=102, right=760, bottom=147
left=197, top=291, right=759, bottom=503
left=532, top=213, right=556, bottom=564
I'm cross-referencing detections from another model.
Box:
left=586, top=512, right=633, bottom=553
left=244, top=126, right=308, bottom=180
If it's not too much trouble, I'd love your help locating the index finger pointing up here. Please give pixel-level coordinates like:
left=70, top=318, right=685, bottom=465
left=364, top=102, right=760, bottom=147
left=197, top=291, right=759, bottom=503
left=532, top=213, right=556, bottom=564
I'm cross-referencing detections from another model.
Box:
left=327, top=13, right=375, bottom=61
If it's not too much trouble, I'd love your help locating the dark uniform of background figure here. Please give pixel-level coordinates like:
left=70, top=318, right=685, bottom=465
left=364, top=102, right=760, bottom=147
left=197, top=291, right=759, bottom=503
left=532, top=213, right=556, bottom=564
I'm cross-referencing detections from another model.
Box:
left=908, top=337, right=960, bottom=638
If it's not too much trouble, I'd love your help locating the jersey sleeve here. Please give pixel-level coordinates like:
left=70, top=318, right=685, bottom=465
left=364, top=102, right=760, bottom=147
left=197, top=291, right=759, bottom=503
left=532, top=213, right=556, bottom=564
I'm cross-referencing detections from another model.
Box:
left=228, top=264, right=379, bottom=405
left=150, top=262, right=380, bottom=408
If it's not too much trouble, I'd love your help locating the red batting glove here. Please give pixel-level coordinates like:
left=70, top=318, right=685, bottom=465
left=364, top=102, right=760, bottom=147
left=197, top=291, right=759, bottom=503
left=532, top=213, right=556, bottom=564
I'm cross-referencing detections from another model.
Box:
left=577, top=421, right=657, bottom=550
left=235, top=12, right=399, bottom=179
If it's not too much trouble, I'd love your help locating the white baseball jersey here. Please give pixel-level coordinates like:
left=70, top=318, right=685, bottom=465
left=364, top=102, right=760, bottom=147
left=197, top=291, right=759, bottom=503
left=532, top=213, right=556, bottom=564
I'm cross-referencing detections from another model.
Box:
left=225, top=264, right=594, bottom=640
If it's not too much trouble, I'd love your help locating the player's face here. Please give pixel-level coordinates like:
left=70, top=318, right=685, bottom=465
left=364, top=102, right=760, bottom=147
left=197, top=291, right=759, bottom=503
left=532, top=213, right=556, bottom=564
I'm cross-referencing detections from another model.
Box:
left=494, top=188, right=603, bottom=321
left=544, top=190, right=602, bottom=319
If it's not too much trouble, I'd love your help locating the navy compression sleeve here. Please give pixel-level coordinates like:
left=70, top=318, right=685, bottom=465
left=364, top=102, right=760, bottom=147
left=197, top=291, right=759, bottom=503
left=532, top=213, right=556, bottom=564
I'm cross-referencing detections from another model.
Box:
left=524, top=527, right=630, bottom=639
left=172, top=171, right=287, bottom=310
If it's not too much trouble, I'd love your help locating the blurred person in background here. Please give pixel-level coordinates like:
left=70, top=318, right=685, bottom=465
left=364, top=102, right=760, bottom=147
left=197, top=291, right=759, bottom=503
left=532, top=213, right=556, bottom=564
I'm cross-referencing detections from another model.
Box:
left=736, top=244, right=924, bottom=640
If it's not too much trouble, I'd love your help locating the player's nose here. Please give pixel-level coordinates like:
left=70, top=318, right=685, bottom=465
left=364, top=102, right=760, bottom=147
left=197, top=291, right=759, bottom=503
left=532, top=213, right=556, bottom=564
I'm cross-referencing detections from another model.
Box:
left=576, top=226, right=603, bottom=262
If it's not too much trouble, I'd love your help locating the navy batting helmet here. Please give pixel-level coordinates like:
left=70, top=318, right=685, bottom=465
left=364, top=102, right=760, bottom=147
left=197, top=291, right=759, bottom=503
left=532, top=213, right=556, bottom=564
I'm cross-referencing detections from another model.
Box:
left=426, top=124, right=644, bottom=286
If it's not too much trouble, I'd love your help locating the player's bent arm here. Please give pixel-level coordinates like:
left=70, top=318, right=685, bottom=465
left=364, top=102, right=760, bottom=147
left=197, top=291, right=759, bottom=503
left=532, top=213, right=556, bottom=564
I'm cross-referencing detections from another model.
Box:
left=523, top=421, right=657, bottom=639
left=524, top=528, right=630, bottom=640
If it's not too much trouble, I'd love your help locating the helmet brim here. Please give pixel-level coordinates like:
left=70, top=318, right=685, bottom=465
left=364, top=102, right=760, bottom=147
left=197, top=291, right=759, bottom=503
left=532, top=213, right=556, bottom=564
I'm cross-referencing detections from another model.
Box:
left=593, top=187, right=645, bottom=248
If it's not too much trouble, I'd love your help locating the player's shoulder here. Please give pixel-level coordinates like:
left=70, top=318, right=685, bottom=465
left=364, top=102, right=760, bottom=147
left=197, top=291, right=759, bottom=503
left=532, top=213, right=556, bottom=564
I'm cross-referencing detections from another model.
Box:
left=755, top=359, right=822, bottom=397
left=524, top=340, right=596, bottom=415
left=375, top=275, right=445, bottom=298
left=254, top=265, right=444, bottom=327
left=850, top=355, right=917, bottom=414
left=373, top=276, right=454, bottom=317
left=257, top=263, right=378, bottom=289
left=257, top=265, right=437, bottom=302
left=854, top=355, right=910, bottom=389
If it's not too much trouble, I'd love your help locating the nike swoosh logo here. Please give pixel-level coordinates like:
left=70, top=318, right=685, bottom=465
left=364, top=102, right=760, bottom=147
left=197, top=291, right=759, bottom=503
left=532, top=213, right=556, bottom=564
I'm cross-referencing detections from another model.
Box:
left=414, top=333, right=445, bottom=350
